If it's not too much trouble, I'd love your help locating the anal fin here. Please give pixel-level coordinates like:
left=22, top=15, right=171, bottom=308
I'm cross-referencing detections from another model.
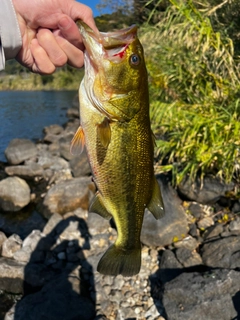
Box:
left=147, top=177, right=164, bottom=220
left=89, top=191, right=112, bottom=219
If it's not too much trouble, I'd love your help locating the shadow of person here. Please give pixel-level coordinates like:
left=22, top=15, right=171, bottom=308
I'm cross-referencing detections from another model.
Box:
left=12, top=216, right=96, bottom=320
left=232, top=291, right=240, bottom=320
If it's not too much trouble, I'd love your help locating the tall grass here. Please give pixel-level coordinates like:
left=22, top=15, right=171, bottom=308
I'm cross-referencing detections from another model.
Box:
left=140, top=0, right=240, bottom=186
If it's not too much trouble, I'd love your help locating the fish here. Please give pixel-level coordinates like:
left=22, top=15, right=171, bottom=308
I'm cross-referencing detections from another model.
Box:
left=72, top=21, right=164, bottom=276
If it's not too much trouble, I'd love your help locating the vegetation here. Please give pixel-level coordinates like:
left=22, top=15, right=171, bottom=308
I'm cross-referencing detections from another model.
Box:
left=140, top=0, right=240, bottom=186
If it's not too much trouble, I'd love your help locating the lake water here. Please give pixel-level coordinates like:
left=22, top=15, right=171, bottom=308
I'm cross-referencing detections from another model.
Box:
left=0, top=90, right=77, bottom=162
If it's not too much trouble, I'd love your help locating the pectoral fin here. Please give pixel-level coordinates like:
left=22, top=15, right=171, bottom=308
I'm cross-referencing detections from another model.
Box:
left=147, top=178, right=164, bottom=219
left=70, top=126, right=85, bottom=155
left=89, top=192, right=112, bottom=219
left=97, top=117, right=111, bottom=149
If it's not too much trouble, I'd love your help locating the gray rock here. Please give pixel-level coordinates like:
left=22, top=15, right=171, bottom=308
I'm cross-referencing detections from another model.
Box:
left=202, top=223, right=224, bottom=240
left=158, top=250, right=183, bottom=283
left=59, top=133, right=75, bottom=161
left=201, top=236, right=240, bottom=268
left=0, top=231, right=7, bottom=250
left=197, top=216, right=214, bottom=230
left=43, top=124, right=64, bottom=136
left=2, top=234, right=22, bottom=258
left=141, top=175, right=189, bottom=247
left=5, top=163, right=44, bottom=179
left=178, top=175, right=235, bottom=204
left=0, top=177, right=31, bottom=211
left=12, top=273, right=95, bottom=320
left=22, top=230, right=45, bottom=252
left=37, top=154, right=69, bottom=170
left=0, top=257, right=25, bottom=293
left=70, top=150, right=91, bottom=177
left=173, top=235, right=199, bottom=251
left=229, top=216, right=240, bottom=235
left=163, top=269, right=240, bottom=320
left=42, top=177, right=93, bottom=218
left=4, top=139, right=37, bottom=165
left=13, top=246, right=32, bottom=263
left=42, top=213, right=63, bottom=235
left=87, top=212, right=111, bottom=236
left=175, top=248, right=203, bottom=268
left=67, top=107, right=79, bottom=118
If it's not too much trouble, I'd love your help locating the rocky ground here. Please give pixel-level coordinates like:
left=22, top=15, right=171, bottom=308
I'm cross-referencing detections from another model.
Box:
left=0, top=97, right=239, bottom=320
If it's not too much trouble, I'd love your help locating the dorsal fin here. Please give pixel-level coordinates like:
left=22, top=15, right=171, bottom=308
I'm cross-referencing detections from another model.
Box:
left=70, top=126, right=85, bottom=155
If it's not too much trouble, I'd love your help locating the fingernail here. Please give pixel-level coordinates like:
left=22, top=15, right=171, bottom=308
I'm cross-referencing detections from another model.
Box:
left=58, top=16, right=71, bottom=30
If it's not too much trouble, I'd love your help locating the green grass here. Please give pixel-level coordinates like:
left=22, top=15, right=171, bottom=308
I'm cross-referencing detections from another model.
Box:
left=140, top=0, right=240, bottom=186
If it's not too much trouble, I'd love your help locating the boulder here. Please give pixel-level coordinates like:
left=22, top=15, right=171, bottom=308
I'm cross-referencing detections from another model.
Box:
left=0, top=177, right=31, bottom=211
left=42, top=177, right=93, bottom=218
left=163, top=269, right=240, bottom=320
left=4, top=139, right=37, bottom=165
left=178, top=175, right=235, bottom=204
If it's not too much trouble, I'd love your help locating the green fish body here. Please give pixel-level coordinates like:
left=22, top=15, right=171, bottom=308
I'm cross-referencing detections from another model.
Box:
left=73, top=22, right=164, bottom=276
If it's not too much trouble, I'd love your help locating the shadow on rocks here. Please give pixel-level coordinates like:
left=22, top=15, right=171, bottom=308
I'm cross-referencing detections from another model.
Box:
left=12, top=216, right=96, bottom=320
left=149, top=250, right=240, bottom=320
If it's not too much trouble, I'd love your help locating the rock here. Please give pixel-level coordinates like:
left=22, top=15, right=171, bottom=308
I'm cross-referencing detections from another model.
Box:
left=141, top=174, right=189, bottom=247
left=0, top=177, right=31, bottom=211
left=201, top=236, right=240, bottom=268
left=48, top=168, right=73, bottom=185
left=1, top=234, right=22, bottom=258
left=0, top=231, right=7, bottom=250
left=43, top=124, right=63, bottom=136
left=197, top=216, right=214, bottom=230
left=70, top=150, right=91, bottom=177
left=41, top=177, right=93, bottom=218
left=13, top=246, right=32, bottom=263
left=22, top=230, right=45, bottom=252
left=12, top=273, right=95, bottom=320
left=5, top=163, right=44, bottom=179
left=67, top=107, right=79, bottom=118
left=202, top=223, right=224, bottom=240
left=59, top=134, right=74, bottom=161
left=42, top=213, right=63, bottom=235
left=175, top=248, right=203, bottom=268
left=178, top=175, right=235, bottom=204
left=157, top=249, right=183, bottom=283
left=87, top=212, right=111, bottom=236
left=0, top=257, right=25, bottom=293
left=37, top=154, right=69, bottom=171
left=162, top=269, right=240, bottom=320
left=4, top=139, right=37, bottom=165
left=173, top=235, right=199, bottom=251
left=229, top=216, right=240, bottom=235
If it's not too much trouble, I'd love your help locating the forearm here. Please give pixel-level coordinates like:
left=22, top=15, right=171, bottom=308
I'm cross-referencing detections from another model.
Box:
left=0, top=0, right=22, bottom=70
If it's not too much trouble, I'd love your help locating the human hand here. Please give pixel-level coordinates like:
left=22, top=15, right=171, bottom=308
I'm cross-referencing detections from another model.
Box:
left=12, top=0, right=97, bottom=74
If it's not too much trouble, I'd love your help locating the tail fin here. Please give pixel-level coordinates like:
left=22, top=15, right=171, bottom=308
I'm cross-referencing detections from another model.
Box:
left=97, top=244, right=141, bottom=277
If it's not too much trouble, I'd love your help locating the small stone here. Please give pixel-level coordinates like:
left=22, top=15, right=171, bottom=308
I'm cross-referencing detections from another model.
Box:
left=5, top=163, right=44, bottom=179
left=229, top=217, right=240, bottom=234
left=2, top=234, right=22, bottom=258
left=13, top=246, right=32, bottom=262
left=203, top=223, right=224, bottom=239
left=42, top=212, right=63, bottom=235
left=0, top=231, right=7, bottom=249
left=173, top=235, right=199, bottom=251
left=0, top=177, right=31, bottom=211
left=5, top=139, right=37, bottom=165
left=22, top=230, right=45, bottom=251
left=197, top=216, right=214, bottom=230
left=57, top=252, right=66, bottom=260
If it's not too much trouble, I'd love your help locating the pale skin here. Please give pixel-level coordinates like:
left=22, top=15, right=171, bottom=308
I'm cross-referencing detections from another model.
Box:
left=12, top=0, right=97, bottom=74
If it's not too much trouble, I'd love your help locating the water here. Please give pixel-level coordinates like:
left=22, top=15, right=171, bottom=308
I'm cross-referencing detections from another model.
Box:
left=0, top=90, right=77, bottom=162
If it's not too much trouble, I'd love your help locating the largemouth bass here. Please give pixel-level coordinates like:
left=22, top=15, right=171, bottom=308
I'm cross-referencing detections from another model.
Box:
left=72, top=22, right=164, bottom=276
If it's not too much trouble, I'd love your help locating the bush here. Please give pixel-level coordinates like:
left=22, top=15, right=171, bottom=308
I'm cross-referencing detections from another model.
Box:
left=140, top=0, right=240, bottom=185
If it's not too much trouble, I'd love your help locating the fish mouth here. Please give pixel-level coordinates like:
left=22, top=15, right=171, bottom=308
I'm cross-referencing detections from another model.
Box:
left=77, top=21, right=137, bottom=62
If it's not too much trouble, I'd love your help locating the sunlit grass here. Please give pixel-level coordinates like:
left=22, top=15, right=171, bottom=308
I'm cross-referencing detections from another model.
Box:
left=140, top=0, right=240, bottom=186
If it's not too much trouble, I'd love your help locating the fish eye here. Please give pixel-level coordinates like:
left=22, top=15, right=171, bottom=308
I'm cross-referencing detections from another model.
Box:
left=130, top=54, right=140, bottom=66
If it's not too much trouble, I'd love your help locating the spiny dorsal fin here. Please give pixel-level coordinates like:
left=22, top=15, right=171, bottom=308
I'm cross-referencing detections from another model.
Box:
left=89, top=191, right=112, bottom=219
left=70, top=126, right=85, bottom=155
left=97, top=117, right=111, bottom=149
left=147, top=177, right=164, bottom=219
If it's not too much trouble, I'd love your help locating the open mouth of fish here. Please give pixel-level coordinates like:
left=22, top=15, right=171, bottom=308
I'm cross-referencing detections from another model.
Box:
left=77, top=21, right=138, bottom=65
